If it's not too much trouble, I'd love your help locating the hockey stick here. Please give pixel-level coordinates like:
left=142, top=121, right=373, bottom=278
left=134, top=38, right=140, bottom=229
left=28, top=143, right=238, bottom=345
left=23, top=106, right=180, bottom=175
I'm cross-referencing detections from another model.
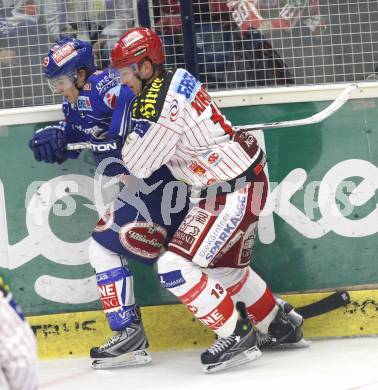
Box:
left=66, top=141, right=92, bottom=151
left=236, top=84, right=358, bottom=131
left=66, top=84, right=357, bottom=151
left=296, top=290, right=350, bottom=319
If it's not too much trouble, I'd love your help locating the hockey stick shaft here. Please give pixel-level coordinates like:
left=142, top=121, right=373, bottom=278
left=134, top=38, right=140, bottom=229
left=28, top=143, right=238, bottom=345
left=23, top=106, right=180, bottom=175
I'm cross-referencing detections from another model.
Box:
left=66, top=141, right=92, bottom=151
left=296, top=290, right=350, bottom=319
left=236, top=84, right=358, bottom=131
left=66, top=84, right=357, bottom=151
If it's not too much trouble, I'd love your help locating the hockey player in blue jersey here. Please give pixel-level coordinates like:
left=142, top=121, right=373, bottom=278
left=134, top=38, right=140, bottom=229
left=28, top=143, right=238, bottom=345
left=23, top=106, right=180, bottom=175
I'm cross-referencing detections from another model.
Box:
left=28, top=37, right=189, bottom=369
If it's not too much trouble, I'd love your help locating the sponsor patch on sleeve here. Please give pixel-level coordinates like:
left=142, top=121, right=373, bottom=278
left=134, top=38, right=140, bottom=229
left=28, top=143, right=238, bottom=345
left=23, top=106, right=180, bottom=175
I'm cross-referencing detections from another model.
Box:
left=158, top=270, right=186, bottom=289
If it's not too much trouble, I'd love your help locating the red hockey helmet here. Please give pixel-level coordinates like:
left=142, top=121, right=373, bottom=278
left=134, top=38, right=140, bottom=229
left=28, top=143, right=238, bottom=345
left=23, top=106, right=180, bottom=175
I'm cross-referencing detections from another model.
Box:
left=111, top=27, right=165, bottom=69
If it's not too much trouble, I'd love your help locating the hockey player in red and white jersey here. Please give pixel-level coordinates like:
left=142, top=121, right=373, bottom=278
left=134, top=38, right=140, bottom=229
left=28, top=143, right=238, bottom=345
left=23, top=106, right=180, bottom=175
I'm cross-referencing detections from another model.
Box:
left=0, top=278, right=38, bottom=389
left=109, top=27, right=306, bottom=373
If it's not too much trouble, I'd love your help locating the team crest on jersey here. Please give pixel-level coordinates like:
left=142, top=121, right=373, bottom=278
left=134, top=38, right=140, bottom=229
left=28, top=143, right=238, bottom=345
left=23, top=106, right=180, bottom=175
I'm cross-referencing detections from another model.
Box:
left=83, top=82, right=92, bottom=91
left=77, top=96, right=93, bottom=111
left=51, top=42, right=78, bottom=66
left=189, top=161, right=207, bottom=176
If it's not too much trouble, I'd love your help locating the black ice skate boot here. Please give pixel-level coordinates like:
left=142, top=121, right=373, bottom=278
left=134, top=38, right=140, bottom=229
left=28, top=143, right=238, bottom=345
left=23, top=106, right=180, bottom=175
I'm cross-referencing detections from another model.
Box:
left=201, top=318, right=262, bottom=373
left=90, top=309, right=151, bottom=369
left=257, top=299, right=309, bottom=349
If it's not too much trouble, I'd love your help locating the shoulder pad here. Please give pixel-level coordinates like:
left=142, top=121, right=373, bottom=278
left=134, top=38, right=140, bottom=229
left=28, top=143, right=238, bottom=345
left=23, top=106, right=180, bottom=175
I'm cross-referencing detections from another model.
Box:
left=88, top=69, right=118, bottom=96
left=173, top=68, right=201, bottom=100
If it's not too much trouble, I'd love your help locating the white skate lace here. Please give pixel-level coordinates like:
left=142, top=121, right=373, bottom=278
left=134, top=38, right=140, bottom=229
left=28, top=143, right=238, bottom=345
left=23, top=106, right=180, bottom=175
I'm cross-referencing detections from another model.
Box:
left=99, top=332, right=123, bottom=351
left=207, top=335, right=236, bottom=355
left=256, top=331, right=273, bottom=347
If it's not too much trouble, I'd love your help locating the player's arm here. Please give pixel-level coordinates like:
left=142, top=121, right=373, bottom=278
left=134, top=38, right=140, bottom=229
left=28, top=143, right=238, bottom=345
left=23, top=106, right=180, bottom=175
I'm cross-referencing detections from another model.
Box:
left=90, top=84, right=133, bottom=177
left=122, top=115, right=182, bottom=179
left=28, top=120, right=68, bottom=164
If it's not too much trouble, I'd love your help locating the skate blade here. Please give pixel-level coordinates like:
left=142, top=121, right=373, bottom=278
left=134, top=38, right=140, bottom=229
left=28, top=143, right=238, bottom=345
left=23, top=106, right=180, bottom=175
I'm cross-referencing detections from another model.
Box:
left=91, top=349, right=152, bottom=369
left=269, top=338, right=311, bottom=350
left=203, top=345, right=262, bottom=374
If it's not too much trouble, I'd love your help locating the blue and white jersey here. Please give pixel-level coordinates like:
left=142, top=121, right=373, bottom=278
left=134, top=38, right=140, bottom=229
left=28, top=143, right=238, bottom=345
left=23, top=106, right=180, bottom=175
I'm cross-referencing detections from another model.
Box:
left=108, top=84, right=135, bottom=140
left=61, top=69, right=133, bottom=159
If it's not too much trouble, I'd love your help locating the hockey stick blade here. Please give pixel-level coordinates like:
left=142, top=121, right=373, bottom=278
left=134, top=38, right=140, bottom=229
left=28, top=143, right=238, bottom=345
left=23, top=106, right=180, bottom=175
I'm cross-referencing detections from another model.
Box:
left=236, top=84, right=358, bottom=131
left=296, top=291, right=350, bottom=319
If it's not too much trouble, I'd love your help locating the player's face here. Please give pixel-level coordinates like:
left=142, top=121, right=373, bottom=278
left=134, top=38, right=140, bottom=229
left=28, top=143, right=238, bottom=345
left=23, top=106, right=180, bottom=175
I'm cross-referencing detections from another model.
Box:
left=47, top=74, right=79, bottom=103
left=118, top=64, right=143, bottom=94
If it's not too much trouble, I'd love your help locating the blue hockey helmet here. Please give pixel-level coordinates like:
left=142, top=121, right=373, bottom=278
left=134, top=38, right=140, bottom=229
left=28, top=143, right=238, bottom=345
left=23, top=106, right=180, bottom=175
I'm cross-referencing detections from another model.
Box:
left=42, top=37, right=97, bottom=80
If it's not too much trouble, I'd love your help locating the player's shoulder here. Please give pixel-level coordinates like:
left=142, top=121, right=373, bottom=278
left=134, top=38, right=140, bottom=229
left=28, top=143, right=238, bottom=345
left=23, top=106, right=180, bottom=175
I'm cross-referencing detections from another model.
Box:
left=82, top=69, right=121, bottom=110
left=132, top=70, right=174, bottom=122
left=170, top=68, right=201, bottom=100
left=83, top=69, right=119, bottom=99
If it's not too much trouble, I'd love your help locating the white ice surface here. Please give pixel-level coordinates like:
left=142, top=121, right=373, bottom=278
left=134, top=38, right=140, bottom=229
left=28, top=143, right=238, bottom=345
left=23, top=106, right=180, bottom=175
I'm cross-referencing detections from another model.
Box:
left=39, top=337, right=378, bottom=390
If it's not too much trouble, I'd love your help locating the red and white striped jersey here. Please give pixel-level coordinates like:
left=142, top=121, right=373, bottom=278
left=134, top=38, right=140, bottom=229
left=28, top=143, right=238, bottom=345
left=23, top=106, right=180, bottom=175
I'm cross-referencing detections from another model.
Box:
left=0, top=290, right=38, bottom=390
left=122, top=68, right=265, bottom=189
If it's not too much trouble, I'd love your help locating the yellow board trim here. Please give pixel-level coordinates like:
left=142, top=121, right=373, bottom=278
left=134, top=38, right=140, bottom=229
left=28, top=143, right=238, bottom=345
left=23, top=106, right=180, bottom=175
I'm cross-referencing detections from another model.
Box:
left=27, top=289, right=378, bottom=360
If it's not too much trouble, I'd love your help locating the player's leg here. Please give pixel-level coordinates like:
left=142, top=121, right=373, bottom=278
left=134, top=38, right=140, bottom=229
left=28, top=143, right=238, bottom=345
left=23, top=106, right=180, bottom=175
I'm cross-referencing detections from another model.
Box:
left=88, top=166, right=189, bottom=368
left=207, top=266, right=306, bottom=349
left=157, top=250, right=261, bottom=373
left=88, top=238, right=151, bottom=369
left=159, top=180, right=269, bottom=372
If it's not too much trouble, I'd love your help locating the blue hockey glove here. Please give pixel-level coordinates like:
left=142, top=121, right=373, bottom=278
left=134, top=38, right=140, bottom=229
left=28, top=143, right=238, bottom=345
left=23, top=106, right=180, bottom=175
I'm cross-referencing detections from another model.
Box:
left=28, top=124, right=67, bottom=164
left=90, top=129, right=129, bottom=177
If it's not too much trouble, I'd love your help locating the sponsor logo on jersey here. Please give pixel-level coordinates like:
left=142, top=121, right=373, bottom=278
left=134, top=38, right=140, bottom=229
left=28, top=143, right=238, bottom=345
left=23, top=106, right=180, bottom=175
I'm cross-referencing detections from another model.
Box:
left=132, top=72, right=173, bottom=123
left=233, top=132, right=259, bottom=158
left=170, top=209, right=212, bottom=254
left=72, top=124, right=102, bottom=135
left=134, top=77, right=163, bottom=119
left=131, top=118, right=152, bottom=138
left=189, top=161, right=207, bottom=176
left=122, top=30, right=144, bottom=47
left=96, top=74, right=116, bottom=93
left=158, top=270, right=186, bottom=289
left=169, top=99, right=179, bottom=121
left=77, top=96, right=93, bottom=111
left=98, top=282, right=121, bottom=310
left=105, top=91, right=117, bottom=109
left=207, top=153, right=219, bottom=164
left=200, top=192, right=248, bottom=262
left=191, top=85, right=211, bottom=115
left=177, top=71, right=199, bottom=99
left=51, top=42, right=78, bottom=66
left=119, top=222, right=167, bottom=259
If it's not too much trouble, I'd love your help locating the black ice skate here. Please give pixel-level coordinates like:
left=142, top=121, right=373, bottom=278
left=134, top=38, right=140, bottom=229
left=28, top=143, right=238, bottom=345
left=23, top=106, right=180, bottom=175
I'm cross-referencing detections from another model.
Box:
left=90, top=320, right=151, bottom=369
left=257, top=299, right=309, bottom=350
left=201, top=319, right=262, bottom=374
